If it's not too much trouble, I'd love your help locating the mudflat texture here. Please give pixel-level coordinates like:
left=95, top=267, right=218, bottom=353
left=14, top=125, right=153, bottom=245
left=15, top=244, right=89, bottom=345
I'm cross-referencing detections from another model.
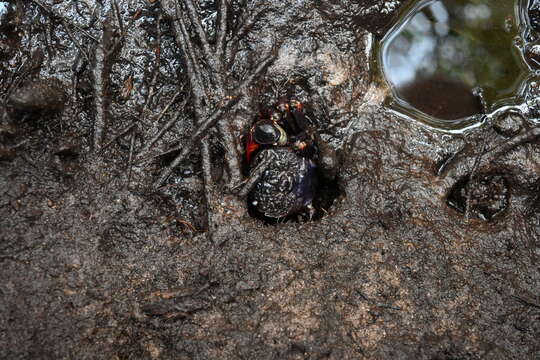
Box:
left=1, top=1, right=539, bottom=359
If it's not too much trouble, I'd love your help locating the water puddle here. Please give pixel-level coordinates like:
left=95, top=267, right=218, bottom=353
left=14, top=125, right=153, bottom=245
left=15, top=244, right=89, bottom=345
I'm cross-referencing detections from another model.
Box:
left=375, top=0, right=534, bottom=131
left=0, top=2, right=13, bottom=31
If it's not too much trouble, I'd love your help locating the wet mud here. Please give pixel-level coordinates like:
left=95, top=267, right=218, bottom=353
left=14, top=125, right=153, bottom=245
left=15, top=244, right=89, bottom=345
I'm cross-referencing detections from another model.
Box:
left=1, top=1, right=539, bottom=359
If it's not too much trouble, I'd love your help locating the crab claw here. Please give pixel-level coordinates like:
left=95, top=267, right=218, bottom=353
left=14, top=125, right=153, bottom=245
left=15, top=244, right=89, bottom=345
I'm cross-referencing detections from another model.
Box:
left=289, top=100, right=312, bottom=131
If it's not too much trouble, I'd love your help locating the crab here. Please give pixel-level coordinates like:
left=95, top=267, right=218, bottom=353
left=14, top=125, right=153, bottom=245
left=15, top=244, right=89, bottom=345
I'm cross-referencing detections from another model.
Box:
left=245, top=100, right=337, bottom=219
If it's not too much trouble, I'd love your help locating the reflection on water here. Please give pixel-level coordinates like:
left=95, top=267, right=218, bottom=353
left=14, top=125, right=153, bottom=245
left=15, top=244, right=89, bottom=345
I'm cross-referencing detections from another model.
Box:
left=380, top=0, right=526, bottom=127
left=398, top=76, right=482, bottom=120
left=0, top=2, right=11, bottom=19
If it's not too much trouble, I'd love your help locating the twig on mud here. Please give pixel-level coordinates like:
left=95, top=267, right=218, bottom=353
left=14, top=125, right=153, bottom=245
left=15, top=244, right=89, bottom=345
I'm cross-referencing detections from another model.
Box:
left=485, top=127, right=540, bottom=160
left=174, top=0, right=243, bottom=188
left=30, top=0, right=99, bottom=43
left=61, top=20, right=90, bottom=62
left=140, top=67, right=161, bottom=122
left=177, top=218, right=197, bottom=232
left=120, top=45, right=162, bottom=176
left=91, top=32, right=109, bottom=150
left=238, top=54, right=279, bottom=92
left=235, top=155, right=273, bottom=198
left=441, top=127, right=540, bottom=188
left=200, top=140, right=219, bottom=233
left=126, top=131, right=136, bottom=188
left=358, top=220, right=383, bottom=243
left=98, top=122, right=137, bottom=153
left=167, top=2, right=217, bottom=229
left=226, top=7, right=267, bottom=63
left=141, top=93, right=186, bottom=154
left=170, top=1, right=208, bottom=99
left=100, top=13, right=166, bottom=157
left=153, top=96, right=241, bottom=189
left=463, top=135, right=493, bottom=222
left=152, top=283, right=210, bottom=299
left=156, top=0, right=280, bottom=233
left=215, top=0, right=229, bottom=61
left=512, top=295, right=540, bottom=309
left=181, top=0, right=216, bottom=69
left=112, top=0, right=124, bottom=35
left=92, top=11, right=123, bottom=150
left=217, top=118, right=243, bottom=187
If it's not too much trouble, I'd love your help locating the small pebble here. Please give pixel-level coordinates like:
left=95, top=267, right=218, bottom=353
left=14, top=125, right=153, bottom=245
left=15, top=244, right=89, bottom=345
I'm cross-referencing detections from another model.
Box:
left=492, top=112, right=523, bottom=137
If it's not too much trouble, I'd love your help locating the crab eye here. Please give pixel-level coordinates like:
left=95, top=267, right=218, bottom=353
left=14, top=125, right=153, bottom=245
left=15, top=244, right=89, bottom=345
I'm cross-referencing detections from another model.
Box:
left=270, top=111, right=281, bottom=122
left=254, top=120, right=287, bottom=145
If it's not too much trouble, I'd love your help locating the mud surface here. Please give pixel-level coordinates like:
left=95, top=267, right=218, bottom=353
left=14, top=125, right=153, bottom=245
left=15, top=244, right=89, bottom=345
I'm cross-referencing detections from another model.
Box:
left=1, top=1, right=539, bottom=359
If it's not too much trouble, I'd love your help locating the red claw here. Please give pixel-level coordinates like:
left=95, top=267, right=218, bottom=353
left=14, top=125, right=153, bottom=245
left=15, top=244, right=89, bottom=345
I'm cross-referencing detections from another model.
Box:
left=246, top=129, right=260, bottom=163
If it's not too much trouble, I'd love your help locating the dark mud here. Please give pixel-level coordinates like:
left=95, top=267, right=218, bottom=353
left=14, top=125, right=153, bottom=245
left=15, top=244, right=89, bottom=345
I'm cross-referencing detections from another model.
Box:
left=1, top=1, right=539, bottom=359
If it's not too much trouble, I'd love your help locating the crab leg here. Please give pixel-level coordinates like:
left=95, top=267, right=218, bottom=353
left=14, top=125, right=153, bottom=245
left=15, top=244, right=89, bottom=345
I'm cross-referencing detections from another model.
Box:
left=289, top=101, right=311, bottom=132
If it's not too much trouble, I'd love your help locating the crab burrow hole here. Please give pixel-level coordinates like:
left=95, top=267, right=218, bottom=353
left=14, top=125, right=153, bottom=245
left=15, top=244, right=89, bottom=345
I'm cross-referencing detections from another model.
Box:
left=244, top=100, right=342, bottom=225
left=446, top=172, right=511, bottom=221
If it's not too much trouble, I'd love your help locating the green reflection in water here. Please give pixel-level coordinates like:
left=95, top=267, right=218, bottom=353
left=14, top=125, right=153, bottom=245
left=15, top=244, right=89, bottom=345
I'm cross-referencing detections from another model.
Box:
left=378, top=0, right=528, bottom=130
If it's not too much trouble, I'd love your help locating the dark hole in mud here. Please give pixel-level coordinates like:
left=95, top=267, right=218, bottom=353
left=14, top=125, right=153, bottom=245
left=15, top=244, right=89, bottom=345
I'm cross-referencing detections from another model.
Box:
left=447, top=173, right=510, bottom=221
left=244, top=98, right=342, bottom=225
